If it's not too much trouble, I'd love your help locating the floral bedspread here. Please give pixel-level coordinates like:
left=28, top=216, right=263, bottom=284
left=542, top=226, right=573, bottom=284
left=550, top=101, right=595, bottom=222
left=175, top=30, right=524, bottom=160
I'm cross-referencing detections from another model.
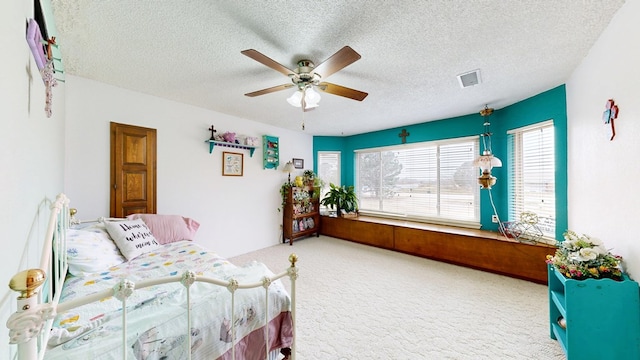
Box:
left=45, top=241, right=292, bottom=359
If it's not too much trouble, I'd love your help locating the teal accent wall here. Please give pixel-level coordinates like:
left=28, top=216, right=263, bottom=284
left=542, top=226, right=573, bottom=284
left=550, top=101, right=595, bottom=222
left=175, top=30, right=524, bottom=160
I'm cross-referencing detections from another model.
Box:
left=313, top=85, right=568, bottom=236
left=496, top=85, right=568, bottom=240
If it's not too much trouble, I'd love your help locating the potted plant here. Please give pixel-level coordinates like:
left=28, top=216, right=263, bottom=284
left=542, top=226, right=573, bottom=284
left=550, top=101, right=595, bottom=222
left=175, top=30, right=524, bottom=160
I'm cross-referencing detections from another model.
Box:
left=320, top=183, right=359, bottom=217
left=302, top=170, right=315, bottom=187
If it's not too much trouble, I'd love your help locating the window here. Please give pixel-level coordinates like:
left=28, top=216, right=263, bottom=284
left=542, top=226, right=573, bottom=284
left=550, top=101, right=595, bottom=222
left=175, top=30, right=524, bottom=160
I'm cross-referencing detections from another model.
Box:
left=355, top=137, right=480, bottom=227
left=507, top=120, right=555, bottom=238
left=317, top=151, right=341, bottom=202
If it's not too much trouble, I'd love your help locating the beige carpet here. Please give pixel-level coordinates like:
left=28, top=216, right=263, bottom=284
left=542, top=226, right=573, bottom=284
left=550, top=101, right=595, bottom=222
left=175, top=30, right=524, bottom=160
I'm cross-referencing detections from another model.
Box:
left=230, top=236, right=566, bottom=360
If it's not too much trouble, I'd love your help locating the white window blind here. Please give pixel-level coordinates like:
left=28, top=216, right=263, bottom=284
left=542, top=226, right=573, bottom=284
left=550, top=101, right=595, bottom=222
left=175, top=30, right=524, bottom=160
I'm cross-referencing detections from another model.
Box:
left=317, top=151, right=341, bottom=202
left=355, top=137, right=479, bottom=227
left=507, top=120, right=555, bottom=237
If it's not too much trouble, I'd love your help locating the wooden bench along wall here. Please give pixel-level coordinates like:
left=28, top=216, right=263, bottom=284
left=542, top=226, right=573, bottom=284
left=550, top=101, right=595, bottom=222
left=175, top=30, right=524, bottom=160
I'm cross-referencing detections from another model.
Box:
left=320, top=215, right=555, bottom=284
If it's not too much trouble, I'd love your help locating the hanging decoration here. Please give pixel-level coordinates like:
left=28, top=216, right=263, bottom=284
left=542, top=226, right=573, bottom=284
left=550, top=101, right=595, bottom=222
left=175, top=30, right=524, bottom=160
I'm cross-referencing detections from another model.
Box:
left=473, top=105, right=507, bottom=236
left=473, top=105, right=502, bottom=189
left=40, top=61, right=58, bottom=118
left=602, top=99, right=619, bottom=141
left=26, top=18, right=59, bottom=118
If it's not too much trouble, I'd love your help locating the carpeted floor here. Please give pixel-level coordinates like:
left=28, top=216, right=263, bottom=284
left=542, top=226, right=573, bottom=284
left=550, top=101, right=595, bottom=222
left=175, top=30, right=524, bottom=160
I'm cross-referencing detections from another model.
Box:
left=230, top=236, right=566, bottom=359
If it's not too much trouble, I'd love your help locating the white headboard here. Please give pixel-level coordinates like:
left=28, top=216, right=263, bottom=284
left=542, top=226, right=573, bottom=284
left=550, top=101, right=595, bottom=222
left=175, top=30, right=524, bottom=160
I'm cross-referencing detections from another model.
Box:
left=7, top=193, right=69, bottom=359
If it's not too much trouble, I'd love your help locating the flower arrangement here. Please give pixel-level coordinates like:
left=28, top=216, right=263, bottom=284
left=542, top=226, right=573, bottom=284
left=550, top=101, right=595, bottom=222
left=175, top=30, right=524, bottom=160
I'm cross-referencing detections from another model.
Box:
left=546, top=230, right=623, bottom=280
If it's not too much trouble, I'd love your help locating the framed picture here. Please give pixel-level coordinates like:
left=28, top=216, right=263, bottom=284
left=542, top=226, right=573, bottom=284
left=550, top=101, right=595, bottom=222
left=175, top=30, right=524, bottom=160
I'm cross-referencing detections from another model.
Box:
left=222, top=152, right=243, bottom=176
left=292, top=158, right=304, bottom=169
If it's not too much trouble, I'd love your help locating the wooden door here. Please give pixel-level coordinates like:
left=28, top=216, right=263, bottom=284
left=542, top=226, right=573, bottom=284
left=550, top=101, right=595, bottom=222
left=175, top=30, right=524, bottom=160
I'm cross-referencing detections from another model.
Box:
left=110, top=122, right=157, bottom=217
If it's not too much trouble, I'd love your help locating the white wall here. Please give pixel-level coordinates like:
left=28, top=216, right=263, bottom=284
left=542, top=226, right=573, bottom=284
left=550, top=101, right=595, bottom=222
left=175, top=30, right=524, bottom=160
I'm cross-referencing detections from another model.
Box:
left=566, top=0, right=640, bottom=280
left=0, top=0, right=66, bottom=356
left=64, top=75, right=313, bottom=258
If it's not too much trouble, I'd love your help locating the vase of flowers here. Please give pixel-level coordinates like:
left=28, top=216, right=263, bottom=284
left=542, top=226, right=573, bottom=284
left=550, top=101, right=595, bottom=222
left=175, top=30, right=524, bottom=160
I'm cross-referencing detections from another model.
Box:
left=546, top=230, right=623, bottom=281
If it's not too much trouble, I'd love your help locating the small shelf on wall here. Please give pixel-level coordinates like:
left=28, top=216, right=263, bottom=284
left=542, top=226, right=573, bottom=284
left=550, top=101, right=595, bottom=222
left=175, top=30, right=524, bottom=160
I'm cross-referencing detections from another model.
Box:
left=205, top=140, right=256, bottom=157
left=263, top=135, right=279, bottom=169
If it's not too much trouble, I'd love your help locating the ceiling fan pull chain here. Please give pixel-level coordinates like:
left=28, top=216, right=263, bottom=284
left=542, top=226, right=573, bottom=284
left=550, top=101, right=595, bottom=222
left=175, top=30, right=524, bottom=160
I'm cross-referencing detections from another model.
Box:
left=301, top=87, right=307, bottom=110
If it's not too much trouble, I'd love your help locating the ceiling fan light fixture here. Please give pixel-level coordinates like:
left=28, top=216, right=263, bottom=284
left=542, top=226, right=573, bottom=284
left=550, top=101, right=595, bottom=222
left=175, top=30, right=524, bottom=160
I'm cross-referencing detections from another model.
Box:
left=242, top=46, right=367, bottom=110
left=305, top=87, right=321, bottom=105
left=287, top=87, right=321, bottom=108
left=286, top=91, right=302, bottom=107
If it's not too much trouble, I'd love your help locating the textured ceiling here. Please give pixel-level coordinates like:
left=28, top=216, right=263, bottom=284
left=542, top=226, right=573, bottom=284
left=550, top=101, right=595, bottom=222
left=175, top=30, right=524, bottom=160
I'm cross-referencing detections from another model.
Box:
left=51, top=0, right=625, bottom=136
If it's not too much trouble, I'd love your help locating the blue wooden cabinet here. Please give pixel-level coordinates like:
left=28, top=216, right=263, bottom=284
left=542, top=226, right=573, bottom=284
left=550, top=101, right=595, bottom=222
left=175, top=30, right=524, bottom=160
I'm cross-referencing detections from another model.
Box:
left=263, top=135, right=279, bottom=169
left=548, top=264, right=640, bottom=359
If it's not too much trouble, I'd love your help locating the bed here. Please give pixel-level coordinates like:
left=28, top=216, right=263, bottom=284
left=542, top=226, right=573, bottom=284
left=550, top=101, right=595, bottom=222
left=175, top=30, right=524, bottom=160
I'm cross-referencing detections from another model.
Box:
left=7, top=194, right=297, bottom=360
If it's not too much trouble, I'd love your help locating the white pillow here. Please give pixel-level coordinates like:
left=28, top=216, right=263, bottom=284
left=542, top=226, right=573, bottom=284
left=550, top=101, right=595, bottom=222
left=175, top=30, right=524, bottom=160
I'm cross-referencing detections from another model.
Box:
left=66, top=225, right=127, bottom=276
left=104, top=219, right=161, bottom=260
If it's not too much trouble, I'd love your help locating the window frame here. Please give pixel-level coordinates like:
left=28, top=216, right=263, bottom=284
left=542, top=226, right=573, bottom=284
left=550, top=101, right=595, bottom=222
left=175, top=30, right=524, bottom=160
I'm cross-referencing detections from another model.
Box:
left=507, top=119, right=556, bottom=242
left=354, top=136, right=480, bottom=228
left=316, top=151, right=341, bottom=210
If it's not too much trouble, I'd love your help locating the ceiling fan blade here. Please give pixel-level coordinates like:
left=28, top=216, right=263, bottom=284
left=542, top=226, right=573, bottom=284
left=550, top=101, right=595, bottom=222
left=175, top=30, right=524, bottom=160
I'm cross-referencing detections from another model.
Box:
left=241, top=49, right=296, bottom=77
left=317, top=82, right=368, bottom=101
left=312, top=46, right=361, bottom=79
left=245, top=83, right=295, bottom=97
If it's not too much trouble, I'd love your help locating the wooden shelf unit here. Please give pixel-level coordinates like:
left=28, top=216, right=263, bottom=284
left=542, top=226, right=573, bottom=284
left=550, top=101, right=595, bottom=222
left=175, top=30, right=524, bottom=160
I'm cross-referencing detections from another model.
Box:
left=283, top=186, right=320, bottom=245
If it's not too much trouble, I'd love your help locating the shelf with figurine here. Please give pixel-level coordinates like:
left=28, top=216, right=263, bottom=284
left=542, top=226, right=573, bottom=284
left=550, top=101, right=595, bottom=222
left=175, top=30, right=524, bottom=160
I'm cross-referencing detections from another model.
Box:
left=205, top=125, right=258, bottom=156
left=263, top=135, right=279, bottom=169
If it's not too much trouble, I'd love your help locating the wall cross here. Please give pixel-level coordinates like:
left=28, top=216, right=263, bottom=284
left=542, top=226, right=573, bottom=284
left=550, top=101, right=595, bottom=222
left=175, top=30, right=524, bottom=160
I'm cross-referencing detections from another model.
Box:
left=398, top=129, right=410, bottom=144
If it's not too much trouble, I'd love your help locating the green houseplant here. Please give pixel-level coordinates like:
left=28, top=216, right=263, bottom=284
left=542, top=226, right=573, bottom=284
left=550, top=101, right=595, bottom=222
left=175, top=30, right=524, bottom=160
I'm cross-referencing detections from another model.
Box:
left=278, top=182, right=292, bottom=212
left=320, top=183, right=358, bottom=217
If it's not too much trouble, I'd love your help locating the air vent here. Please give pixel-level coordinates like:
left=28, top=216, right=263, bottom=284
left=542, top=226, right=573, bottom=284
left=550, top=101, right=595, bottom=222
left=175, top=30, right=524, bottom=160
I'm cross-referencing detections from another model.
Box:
left=457, top=69, right=482, bottom=88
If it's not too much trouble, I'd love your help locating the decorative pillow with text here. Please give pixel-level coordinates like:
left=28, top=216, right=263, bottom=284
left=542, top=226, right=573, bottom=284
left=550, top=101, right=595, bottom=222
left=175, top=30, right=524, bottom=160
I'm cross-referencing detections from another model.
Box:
left=104, top=219, right=161, bottom=260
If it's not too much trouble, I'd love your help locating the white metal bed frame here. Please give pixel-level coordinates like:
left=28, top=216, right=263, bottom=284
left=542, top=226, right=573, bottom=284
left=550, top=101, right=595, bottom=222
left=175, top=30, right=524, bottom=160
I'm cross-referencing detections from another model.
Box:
left=7, top=193, right=297, bottom=360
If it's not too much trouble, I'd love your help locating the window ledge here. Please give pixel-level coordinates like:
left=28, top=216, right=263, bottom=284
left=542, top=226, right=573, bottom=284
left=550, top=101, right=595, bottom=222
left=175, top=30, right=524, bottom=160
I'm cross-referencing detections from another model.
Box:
left=341, top=214, right=556, bottom=248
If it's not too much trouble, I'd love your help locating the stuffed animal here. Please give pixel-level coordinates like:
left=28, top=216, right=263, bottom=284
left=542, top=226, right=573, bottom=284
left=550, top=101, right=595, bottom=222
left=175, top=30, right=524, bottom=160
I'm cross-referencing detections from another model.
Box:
left=294, top=176, right=304, bottom=187
left=245, top=136, right=258, bottom=146
left=222, top=132, right=236, bottom=143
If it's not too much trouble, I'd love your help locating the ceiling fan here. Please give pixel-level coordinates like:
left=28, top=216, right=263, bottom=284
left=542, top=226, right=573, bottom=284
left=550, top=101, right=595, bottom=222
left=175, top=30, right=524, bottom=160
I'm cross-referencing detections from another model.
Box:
left=241, top=46, right=368, bottom=111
